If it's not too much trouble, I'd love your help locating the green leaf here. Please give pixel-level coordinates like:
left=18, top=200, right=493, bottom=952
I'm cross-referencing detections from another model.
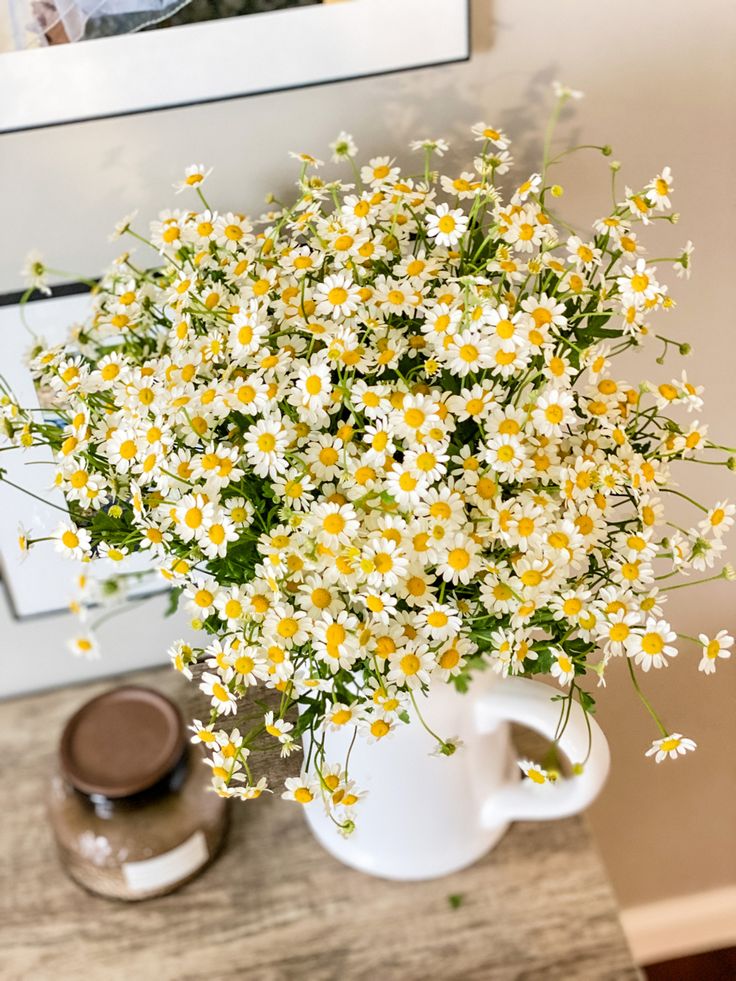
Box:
left=448, top=893, right=465, bottom=910
left=524, top=647, right=555, bottom=675
left=452, top=674, right=470, bottom=694
left=578, top=689, right=597, bottom=715
left=165, top=587, right=182, bottom=617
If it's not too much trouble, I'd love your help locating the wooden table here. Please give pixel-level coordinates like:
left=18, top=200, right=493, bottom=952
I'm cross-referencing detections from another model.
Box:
left=0, top=669, right=640, bottom=981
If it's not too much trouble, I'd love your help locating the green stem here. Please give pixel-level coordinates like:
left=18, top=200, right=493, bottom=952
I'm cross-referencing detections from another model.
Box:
left=0, top=475, right=71, bottom=515
left=627, top=658, right=668, bottom=736
left=661, top=571, right=728, bottom=592
left=409, top=689, right=447, bottom=748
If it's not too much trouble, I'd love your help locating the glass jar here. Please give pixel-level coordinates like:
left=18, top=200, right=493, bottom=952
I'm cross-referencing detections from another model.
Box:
left=48, top=685, right=228, bottom=901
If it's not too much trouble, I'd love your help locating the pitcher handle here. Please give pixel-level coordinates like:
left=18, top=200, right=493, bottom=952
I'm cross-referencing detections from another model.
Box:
left=475, top=676, right=610, bottom=826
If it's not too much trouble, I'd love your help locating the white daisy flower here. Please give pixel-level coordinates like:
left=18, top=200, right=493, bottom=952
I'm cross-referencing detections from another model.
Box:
left=697, top=630, right=733, bottom=675
left=282, top=775, right=319, bottom=804
left=426, top=204, right=468, bottom=248
left=518, top=759, right=555, bottom=785
left=314, top=272, right=361, bottom=320
left=550, top=649, right=576, bottom=687
left=53, top=522, right=91, bottom=560
left=174, top=163, right=213, bottom=194
left=387, top=643, right=435, bottom=689
left=200, top=670, right=238, bottom=716
left=67, top=633, right=100, bottom=660
left=645, top=734, right=696, bottom=763
left=625, top=618, right=678, bottom=671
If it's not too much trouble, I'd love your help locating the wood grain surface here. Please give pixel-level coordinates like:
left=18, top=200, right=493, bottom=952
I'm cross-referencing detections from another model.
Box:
left=0, top=668, right=640, bottom=981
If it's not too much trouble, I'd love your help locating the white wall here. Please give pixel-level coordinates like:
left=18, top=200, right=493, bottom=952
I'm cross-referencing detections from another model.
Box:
left=0, top=589, right=187, bottom=696
left=1, top=0, right=735, bottom=910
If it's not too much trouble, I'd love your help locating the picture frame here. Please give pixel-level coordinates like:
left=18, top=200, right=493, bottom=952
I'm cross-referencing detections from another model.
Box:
left=0, top=0, right=470, bottom=134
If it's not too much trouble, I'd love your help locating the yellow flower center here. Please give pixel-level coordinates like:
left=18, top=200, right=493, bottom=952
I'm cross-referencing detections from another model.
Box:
left=257, top=433, right=276, bottom=453
left=447, top=547, right=470, bottom=571
left=370, top=719, right=390, bottom=739
left=325, top=623, right=346, bottom=646
left=548, top=532, right=569, bottom=550
left=403, top=407, right=425, bottom=429
left=235, top=655, right=255, bottom=675
left=609, top=623, right=630, bottom=642
left=61, top=531, right=79, bottom=550
left=323, top=513, right=345, bottom=535
left=119, top=439, right=137, bottom=460
left=641, top=632, right=664, bottom=655
left=309, top=588, right=330, bottom=610
left=373, top=552, right=393, bottom=574
left=277, top=617, right=299, bottom=638
left=495, top=319, right=515, bottom=339
left=209, top=525, right=226, bottom=545
left=185, top=507, right=202, bottom=529
left=224, top=599, right=243, bottom=619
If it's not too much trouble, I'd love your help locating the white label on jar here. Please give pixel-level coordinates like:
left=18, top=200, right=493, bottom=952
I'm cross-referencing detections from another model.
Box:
left=122, top=830, right=209, bottom=894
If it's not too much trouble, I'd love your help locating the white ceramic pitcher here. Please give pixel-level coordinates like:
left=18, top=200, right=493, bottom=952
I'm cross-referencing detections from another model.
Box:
left=303, top=674, right=610, bottom=880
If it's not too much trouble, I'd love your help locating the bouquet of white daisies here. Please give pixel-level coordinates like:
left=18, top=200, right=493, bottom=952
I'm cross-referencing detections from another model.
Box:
left=3, top=86, right=732, bottom=831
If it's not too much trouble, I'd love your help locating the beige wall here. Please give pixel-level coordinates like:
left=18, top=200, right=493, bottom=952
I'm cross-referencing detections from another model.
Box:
left=1, top=0, right=735, bottom=908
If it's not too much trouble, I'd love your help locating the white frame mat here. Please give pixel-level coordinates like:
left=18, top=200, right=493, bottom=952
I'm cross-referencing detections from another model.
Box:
left=0, top=0, right=470, bottom=133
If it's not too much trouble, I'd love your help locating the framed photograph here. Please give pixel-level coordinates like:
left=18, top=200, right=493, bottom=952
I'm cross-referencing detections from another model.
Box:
left=0, top=288, right=163, bottom=618
left=0, top=0, right=470, bottom=133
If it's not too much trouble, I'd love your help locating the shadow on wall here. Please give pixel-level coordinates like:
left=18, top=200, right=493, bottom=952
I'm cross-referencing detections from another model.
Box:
left=346, top=0, right=577, bottom=197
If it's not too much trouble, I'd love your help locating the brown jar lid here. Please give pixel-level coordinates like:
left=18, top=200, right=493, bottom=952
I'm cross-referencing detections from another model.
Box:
left=60, top=685, right=186, bottom=799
